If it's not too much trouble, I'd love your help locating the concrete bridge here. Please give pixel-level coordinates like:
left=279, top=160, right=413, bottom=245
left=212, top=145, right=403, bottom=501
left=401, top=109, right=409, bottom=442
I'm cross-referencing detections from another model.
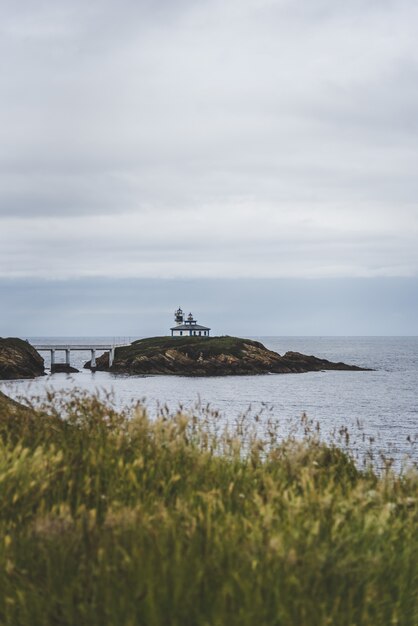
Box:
left=32, top=344, right=128, bottom=369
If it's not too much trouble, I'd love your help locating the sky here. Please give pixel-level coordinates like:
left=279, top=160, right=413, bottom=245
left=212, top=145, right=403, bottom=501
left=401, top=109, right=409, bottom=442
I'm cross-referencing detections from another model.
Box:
left=1, top=0, right=417, bottom=335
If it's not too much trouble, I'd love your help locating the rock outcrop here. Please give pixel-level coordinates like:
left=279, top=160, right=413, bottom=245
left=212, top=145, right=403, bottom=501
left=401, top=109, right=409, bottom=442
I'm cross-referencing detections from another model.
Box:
left=0, top=390, right=30, bottom=415
left=0, top=338, right=45, bottom=380
left=84, top=336, right=371, bottom=377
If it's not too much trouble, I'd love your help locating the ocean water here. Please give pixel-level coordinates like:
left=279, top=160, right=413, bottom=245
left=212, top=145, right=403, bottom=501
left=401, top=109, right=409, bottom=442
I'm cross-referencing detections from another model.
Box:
left=1, top=336, right=417, bottom=465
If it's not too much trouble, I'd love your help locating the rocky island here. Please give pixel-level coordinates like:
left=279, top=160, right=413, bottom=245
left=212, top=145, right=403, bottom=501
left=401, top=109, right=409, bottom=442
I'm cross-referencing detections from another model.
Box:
left=84, top=336, right=371, bottom=376
left=0, top=337, right=45, bottom=380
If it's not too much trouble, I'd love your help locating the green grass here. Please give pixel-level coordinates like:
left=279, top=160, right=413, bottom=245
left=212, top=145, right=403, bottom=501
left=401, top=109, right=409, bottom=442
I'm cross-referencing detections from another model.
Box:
left=0, top=391, right=417, bottom=625
left=119, top=335, right=267, bottom=359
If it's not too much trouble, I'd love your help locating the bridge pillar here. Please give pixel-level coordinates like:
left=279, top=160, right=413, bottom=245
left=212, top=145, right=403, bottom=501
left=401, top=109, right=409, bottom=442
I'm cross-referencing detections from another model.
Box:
left=65, top=349, right=71, bottom=366
left=109, top=348, right=115, bottom=368
left=50, top=349, right=56, bottom=368
left=91, top=349, right=97, bottom=369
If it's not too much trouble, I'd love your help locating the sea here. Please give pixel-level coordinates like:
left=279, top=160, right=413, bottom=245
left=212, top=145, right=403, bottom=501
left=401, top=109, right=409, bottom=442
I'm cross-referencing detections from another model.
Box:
left=1, top=336, right=417, bottom=467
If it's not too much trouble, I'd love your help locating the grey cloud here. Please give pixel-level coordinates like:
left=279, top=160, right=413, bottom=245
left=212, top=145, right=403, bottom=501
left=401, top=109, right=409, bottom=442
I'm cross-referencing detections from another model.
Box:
left=0, top=169, right=144, bottom=217
left=0, top=0, right=417, bottom=278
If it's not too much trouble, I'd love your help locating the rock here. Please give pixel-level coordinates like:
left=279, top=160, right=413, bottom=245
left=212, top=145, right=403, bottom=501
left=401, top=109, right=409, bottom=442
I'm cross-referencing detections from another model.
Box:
left=0, top=338, right=45, bottom=380
left=83, top=336, right=372, bottom=377
left=0, top=390, right=30, bottom=415
left=279, top=351, right=369, bottom=372
left=51, top=363, right=80, bottom=374
left=0, top=391, right=50, bottom=444
left=84, top=352, right=109, bottom=370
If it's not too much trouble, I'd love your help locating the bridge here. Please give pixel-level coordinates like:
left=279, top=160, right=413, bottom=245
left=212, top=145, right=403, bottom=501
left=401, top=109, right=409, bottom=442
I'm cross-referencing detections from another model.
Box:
left=32, top=344, right=129, bottom=369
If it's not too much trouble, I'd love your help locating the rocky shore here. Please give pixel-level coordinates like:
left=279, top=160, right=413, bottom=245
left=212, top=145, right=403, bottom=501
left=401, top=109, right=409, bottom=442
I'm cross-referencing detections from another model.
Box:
left=84, top=336, right=371, bottom=377
left=0, top=337, right=45, bottom=380
left=0, top=390, right=30, bottom=416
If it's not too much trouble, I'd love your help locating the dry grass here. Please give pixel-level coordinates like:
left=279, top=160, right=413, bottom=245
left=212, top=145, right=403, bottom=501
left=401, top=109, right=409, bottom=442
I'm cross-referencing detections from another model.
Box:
left=0, top=390, right=417, bottom=625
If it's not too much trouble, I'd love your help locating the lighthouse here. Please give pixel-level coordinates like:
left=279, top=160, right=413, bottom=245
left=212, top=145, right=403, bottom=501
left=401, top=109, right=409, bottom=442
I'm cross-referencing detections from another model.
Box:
left=170, top=308, right=211, bottom=337
left=174, top=307, right=184, bottom=325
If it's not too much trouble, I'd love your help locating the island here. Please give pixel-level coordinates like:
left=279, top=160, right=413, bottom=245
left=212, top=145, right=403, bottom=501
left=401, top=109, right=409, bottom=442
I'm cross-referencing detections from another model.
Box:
left=0, top=337, right=45, bottom=380
left=84, top=336, right=371, bottom=376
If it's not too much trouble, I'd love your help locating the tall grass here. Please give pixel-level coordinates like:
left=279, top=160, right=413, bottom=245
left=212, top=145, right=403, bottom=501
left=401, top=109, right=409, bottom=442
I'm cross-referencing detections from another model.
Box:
left=0, top=391, right=417, bottom=625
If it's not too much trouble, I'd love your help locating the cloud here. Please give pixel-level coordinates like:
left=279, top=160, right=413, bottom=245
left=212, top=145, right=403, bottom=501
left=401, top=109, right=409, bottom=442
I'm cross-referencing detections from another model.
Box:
left=0, top=0, right=417, bottom=278
left=1, top=201, right=416, bottom=279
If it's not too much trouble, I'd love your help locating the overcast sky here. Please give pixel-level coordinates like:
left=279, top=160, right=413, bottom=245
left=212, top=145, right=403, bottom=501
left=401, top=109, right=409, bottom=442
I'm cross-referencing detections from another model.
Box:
left=1, top=0, right=417, bottom=334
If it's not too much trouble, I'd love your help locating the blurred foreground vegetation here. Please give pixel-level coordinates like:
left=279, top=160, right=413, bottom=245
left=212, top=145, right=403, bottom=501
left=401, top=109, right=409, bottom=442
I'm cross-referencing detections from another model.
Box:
left=0, top=391, right=417, bottom=625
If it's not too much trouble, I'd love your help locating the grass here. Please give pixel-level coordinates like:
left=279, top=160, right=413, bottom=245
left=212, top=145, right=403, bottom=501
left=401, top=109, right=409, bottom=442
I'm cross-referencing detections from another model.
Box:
left=0, top=391, right=417, bottom=625
left=119, top=335, right=267, bottom=359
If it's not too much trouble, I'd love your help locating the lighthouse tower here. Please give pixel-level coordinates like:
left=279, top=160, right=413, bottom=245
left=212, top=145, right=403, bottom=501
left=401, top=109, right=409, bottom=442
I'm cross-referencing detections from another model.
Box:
left=174, top=307, right=184, bottom=324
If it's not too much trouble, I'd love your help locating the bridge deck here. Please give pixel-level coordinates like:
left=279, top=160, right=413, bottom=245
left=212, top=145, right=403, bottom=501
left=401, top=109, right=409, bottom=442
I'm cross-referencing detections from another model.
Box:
left=31, top=344, right=129, bottom=368
left=32, top=345, right=126, bottom=351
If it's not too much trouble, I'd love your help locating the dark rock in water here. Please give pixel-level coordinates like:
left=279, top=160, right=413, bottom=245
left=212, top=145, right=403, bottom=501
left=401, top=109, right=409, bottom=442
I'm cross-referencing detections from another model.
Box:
left=84, top=352, right=109, bottom=370
left=0, top=337, right=45, bottom=380
left=51, top=363, right=79, bottom=374
left=83, top=336, right=372, bottom=377
left=273, top=351, right=370, bottom=373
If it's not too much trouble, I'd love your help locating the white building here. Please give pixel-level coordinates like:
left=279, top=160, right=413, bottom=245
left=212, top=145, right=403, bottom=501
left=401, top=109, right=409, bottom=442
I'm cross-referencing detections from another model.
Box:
left=171, top=307, right=211, bottom=337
